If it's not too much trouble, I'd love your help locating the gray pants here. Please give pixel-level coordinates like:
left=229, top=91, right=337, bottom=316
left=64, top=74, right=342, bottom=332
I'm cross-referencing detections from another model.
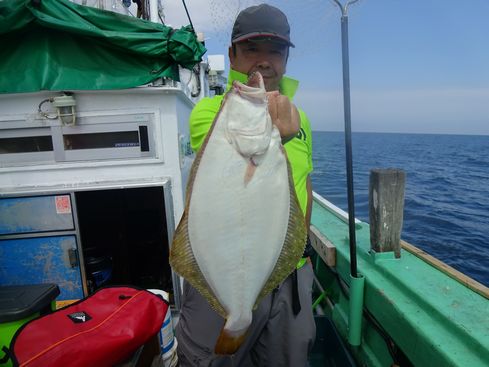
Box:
left=175, top=263, right=316, bottom=367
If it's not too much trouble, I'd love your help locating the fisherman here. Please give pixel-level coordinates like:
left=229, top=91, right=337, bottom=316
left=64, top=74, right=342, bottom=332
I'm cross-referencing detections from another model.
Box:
left=175, top=4, right=315, bottom=366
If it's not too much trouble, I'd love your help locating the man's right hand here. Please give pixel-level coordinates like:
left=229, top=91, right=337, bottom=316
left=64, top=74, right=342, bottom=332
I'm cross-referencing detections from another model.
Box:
left=267, top=91, right=300, bottom=144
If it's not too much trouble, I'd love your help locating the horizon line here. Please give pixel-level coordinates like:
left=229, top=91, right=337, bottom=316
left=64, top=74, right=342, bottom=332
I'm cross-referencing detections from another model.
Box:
left=312, top=130, right=489, bottom=137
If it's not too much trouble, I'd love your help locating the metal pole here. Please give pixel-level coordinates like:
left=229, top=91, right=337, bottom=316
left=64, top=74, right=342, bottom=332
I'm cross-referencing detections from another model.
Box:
left=332, top=0, right=360, bottom=278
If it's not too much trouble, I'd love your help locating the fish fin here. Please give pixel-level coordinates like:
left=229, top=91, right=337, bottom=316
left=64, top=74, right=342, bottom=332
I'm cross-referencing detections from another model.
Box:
left=255, top=155, right=307, bottom=305
left=214, top=327, right=248, bottom=355
left=244, top=159, right=257, bottom=186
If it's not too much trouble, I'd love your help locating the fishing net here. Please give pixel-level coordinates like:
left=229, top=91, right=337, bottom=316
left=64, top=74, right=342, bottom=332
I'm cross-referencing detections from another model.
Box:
left=208, top=0, right=338, bottom=60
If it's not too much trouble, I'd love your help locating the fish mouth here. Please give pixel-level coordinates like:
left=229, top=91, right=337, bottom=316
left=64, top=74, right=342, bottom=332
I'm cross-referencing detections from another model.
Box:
left=247, top=72, right=264, bottom=88
left=232, top=72, right=266, bottom=97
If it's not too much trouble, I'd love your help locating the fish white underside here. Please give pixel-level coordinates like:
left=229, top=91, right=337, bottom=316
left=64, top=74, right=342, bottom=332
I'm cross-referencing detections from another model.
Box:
left=188, top=100, right=289, bottom=333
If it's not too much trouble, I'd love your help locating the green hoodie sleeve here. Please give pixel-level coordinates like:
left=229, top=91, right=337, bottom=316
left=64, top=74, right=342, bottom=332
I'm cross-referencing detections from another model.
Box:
left=283, top=108, right=313, bottom=215
left=189, top=95, right=224, bottom=152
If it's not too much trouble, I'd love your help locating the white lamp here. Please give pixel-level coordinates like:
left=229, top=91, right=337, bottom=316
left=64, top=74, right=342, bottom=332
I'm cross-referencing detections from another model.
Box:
left=52, top=94, right=77, bottom=126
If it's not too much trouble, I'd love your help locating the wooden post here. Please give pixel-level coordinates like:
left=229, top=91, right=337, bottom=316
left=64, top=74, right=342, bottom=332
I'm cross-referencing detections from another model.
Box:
left=369, top=169, right=406, bottom=258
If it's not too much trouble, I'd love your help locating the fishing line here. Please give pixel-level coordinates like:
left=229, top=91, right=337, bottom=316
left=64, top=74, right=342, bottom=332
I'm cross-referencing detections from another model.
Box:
left=181, top=0, right=195, bottom=32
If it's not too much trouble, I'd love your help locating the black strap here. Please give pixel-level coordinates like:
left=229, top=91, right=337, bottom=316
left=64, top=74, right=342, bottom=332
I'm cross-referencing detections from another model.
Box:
left=302, top=235, right=314, bottom=258
left=0, top=346, right=11, bottom=364
left=291, top=269, right=301, bottom=316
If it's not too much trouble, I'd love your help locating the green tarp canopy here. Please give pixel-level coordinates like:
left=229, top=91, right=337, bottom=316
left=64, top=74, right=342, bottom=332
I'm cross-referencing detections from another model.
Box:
left=0, top=0, right=206, bottom=93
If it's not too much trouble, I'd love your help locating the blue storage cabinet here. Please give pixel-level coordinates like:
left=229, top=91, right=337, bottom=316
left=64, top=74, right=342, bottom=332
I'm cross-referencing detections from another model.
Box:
left=0, top=195, right=83, bottom=300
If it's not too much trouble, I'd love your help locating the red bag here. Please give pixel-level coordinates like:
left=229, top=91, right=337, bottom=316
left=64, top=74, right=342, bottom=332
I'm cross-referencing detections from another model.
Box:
left=9, top=286, right=168, bottom=367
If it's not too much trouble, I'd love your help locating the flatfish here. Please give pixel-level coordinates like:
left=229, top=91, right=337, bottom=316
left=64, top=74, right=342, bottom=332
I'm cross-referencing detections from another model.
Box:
left=170, top=72, right=306, bottom=355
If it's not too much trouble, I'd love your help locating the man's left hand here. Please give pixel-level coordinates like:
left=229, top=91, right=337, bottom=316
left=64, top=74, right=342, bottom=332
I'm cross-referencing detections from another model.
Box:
left=267, top=91, right=300, bottom=143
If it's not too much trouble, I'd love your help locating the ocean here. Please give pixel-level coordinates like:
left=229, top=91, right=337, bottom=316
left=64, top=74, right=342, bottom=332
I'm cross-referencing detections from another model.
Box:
left=311, top=131, right=489, bottom=287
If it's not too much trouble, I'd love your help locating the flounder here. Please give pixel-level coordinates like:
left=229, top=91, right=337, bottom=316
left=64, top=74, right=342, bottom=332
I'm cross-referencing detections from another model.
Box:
left=170, top=72, right=306, bottom=355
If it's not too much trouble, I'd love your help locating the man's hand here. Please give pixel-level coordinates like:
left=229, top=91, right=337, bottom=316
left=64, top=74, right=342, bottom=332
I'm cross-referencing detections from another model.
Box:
left=267, top=91, right=300, bottom=144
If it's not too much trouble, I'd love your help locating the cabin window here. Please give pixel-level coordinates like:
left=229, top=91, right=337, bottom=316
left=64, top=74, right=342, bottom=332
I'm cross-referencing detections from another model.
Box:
left=0, top=136, right=53, bottom=153
left=64, top=131, right=140, bottom=150
left=0, top=112, right=155, bottom=165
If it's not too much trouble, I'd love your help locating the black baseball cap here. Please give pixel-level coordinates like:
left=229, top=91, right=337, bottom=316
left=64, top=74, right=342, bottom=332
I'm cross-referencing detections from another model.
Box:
left=231, top=4, right=295, bottom=48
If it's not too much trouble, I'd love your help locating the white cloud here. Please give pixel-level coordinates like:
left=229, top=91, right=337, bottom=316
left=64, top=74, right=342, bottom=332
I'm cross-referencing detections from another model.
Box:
left=161, top=0, right=336, bottom=52
left=162, top=1, right=259, bottom=37
left=160, top=1, right=251, bottom=51
left=296, top=88, right=489, bottom=135
left=161, top=1, right=217, bottom=32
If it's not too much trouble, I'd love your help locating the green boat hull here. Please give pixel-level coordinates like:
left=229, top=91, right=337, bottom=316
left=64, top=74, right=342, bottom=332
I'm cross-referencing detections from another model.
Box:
left=310, top=195, right=489, bottom=367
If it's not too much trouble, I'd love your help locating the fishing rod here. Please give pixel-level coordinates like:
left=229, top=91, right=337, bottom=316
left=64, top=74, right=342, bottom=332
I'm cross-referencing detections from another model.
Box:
left=331, top=0, right=360, bottom=279
left=331, top=0, right=365, bottom=347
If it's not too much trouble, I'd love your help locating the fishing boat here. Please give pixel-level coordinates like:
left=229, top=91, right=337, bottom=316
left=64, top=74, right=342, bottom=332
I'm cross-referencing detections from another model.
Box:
left=0, top=1, right=487, bottom=366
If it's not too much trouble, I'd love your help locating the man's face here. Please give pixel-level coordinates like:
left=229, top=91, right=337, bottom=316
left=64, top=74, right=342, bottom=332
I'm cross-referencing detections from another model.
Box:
left=229, top=40, right=288, bottom=92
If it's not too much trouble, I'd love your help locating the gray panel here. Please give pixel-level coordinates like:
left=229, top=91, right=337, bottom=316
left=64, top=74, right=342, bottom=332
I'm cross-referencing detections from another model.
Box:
left=0, top=196, right=74, bottom=235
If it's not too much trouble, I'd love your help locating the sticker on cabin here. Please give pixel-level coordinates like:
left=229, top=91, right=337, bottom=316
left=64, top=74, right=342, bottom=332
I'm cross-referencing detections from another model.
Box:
left=67, top=311, right=92, bottom=324
left=55, top=195, right=71, bottom=214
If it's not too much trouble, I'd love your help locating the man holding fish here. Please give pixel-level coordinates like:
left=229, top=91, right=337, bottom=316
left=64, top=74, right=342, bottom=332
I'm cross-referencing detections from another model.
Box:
left=171, top=4, right=315, bottom=366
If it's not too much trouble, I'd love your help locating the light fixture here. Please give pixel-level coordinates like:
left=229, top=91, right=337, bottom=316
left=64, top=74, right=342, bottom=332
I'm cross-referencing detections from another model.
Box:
left=52, top=94, right=77, bottom=126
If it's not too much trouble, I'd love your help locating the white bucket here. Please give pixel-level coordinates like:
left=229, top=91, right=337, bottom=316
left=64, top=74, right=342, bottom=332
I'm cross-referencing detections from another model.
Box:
left=162, top=338, right=178, bottom=367
left=147, top=289, right=175, bottom=355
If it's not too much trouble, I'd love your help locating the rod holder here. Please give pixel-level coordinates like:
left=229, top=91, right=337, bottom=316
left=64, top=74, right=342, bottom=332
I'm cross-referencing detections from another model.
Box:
left=348, top=273, right=365, bottom=346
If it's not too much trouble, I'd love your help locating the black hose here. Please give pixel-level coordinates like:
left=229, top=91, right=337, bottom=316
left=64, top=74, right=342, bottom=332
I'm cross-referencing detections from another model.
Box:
left=181, top=0, right=195, bottom=32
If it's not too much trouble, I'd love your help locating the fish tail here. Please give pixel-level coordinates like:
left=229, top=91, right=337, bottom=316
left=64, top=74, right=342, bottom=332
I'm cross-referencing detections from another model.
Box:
left=214, top=327, right=248, bottom=355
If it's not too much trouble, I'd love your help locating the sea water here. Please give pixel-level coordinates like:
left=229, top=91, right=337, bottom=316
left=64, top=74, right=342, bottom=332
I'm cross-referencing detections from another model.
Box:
left=311, top=131, right=489, bottom=287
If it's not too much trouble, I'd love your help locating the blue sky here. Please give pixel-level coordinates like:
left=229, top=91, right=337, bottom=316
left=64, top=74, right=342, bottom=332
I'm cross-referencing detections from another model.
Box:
left=165, top=1, right=489, bottom=135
